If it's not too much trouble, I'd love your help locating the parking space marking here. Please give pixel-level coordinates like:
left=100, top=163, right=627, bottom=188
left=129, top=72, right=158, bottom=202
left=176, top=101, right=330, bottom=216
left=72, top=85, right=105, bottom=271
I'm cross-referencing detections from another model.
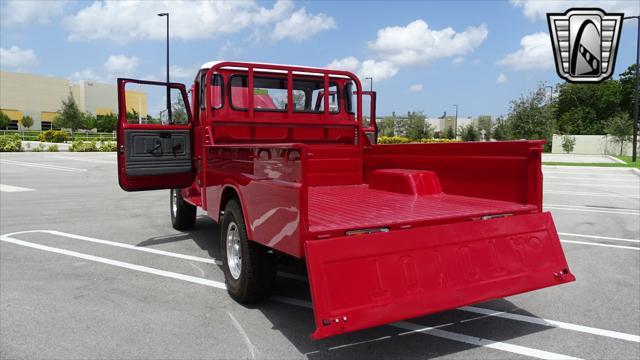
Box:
left=558, top=232, right=640, bottom=244
left=460, top=306, right=640, bottom=343
left=3, top=230, right=219, bottom=264
left=545, top=176, right=639, bottom=183
left=544, top=204, right=640, bottom=216
left=0, top=159, right=87, bottom=172
left=227, top=312, right=258, bottom=359
left=0, top=234, right=582, bottom=360
left=546, top=182, right=640, bottom=189
left=560, top=239, right=639, bottom=251
left=0, top=184, right=35, bottom=193
left=48, top=155, right=116, bottom=164
left=7, top=229, right=638, bottom=349
left=545, top=191, right=640, bottom=199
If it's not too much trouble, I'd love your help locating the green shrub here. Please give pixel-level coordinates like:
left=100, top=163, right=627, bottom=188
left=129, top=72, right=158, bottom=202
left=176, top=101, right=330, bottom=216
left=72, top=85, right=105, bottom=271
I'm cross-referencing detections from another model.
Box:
left=378, top=136, right=412, bottom=144
left=32, top=144, right=45, bottom=152
left=0, top=134, right=22, bottom=152
left=69, top=140, right=98, bottom=152
left=47, top=144, right=59, bottom=152
left=37, top=130, right=70, bottom=143
left=98, top=141, right=116, bottom=152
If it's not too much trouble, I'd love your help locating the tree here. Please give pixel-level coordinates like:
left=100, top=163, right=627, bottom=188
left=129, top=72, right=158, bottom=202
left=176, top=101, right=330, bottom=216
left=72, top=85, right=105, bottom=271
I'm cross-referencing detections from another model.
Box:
left=55, top=93, right=84, bottom=133
left=444, top=125, right=456, bottom=139
left=378, top=116, right=396, bottom=137
left=459, top=123, right=479, bottom=141
left=605, top=113, right=633, bottom=155
left=561, top=135, right=576, bottom=153
left=172, top=98, right=188, bottom=124
left=506, top=84, right=554, bottom=140
left=554, top=80, right=622, bottom=134
left=0, top=111, right=10, bottom=130
left=96, top=113, right=117, bottom=132
left=404, top=111, right=432, bottom=140
left=619, top=64, right=637, bottom=119
left=20, top=115, right=34, bottom=131
left=492, top=117, right=510, bottom=140
left=82, top=112, right=96, bottom=130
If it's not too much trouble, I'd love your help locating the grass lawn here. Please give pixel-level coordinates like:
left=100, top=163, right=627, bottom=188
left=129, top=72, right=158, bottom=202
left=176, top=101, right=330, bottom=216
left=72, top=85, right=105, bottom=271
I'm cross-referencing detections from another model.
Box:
left=543, top=155, right=640, bottom=169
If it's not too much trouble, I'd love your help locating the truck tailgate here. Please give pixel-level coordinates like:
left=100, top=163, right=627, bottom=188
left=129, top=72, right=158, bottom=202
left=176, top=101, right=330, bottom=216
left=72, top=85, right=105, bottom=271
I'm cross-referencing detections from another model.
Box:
left=304, top=212, right=575, bottom=339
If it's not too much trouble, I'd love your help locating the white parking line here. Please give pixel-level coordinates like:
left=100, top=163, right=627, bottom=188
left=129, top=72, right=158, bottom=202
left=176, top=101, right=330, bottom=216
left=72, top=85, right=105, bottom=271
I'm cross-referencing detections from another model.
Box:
left=0, top=184, right=35, bottom=193
left=0, top=233, right=582, bottom=360
left=545, top=176, right=639, bottom=183
left=544, top=204, right=640, bottom=216
left=560, top=239, right=639, bottom=251
left=546, top=182, right=640, bottom=189
left=558, top=232, right=640, bottom=244
left=0, top=159, right=87, bottom=172
left=545, top=190, right=640, bottom=199
left=459, top=306, right=640, bottom=343
left=48, top=155, right=116, bottom=164
left=7, top=230, right=639, bottom=343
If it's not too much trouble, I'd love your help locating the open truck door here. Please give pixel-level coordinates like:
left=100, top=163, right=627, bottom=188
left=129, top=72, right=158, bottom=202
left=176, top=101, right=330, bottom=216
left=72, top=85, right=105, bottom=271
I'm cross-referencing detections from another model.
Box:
left=117, top=78, right=195, bottom=191
left=305, top=212, right=575, bottom=339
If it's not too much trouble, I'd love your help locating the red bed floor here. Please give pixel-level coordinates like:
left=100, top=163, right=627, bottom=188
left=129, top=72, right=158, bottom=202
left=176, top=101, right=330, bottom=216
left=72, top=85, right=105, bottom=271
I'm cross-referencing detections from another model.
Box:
left=307, top=184, right=538, bottom=234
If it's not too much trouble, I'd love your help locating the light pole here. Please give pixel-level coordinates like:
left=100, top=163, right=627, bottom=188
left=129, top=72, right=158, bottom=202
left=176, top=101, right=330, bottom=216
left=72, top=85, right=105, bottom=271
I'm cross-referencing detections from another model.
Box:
left=452, top=104, right=458, bottom=126
left=158, top=12, right=171, bottom=123
left=364, top=77, right=373, bottom=92
left=624, top=15, right=639, bottom=162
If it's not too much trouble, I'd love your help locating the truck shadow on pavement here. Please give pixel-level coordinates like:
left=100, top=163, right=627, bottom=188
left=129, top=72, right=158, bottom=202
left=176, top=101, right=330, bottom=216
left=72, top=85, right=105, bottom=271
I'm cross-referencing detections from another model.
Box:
left=138, top=216, right=555, bottom=359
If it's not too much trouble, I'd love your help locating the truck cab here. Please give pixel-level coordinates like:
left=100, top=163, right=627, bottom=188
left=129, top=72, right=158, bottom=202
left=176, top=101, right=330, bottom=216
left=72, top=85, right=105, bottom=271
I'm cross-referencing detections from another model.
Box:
left=116, top=61, right=574, bottom=340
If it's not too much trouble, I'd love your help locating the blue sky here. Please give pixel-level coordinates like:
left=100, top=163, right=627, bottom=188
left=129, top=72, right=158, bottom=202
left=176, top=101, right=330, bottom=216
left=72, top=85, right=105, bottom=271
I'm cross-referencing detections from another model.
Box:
left=1, top=0, right=638, bottom=118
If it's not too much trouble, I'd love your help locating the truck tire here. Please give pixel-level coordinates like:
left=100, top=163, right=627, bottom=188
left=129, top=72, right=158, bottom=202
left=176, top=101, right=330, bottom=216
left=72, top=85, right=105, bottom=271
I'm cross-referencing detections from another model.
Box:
left=221, top=199, right=276, bottom=303
left=170, top=189, right=196, bottom=230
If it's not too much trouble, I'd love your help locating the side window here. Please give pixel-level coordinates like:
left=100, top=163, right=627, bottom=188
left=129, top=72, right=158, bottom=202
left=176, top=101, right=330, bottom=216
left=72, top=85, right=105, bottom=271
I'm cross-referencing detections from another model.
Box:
left=292, top=79, right=339, bottom=113
left=344, top=82, right=354, bottom=114
left=211, top=74, right=223, bottom=109
left=230, top=75, right=288, bottom=111
left=200, top=73, right=223, bottom=110
left=123, top=83, right=189, bottom=125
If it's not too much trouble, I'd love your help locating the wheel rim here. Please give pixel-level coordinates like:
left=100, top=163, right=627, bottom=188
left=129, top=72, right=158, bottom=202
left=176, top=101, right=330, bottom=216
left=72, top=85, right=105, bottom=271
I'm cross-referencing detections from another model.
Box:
left=226, top=221, right=242, bottom=280
left=171, top=189, right=178, bottom=217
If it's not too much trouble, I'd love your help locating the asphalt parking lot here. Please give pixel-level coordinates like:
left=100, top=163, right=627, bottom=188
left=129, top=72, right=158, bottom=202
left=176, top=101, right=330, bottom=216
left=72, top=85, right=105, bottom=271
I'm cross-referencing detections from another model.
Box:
left=1, top=152, right=638, bottom=360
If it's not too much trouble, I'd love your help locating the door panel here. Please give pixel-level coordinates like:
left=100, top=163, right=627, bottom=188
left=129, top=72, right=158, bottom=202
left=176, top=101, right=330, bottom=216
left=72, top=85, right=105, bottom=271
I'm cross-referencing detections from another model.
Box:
left=117, top=78, right=196, bottom=191
left=124, top=129, right=192, bottom=176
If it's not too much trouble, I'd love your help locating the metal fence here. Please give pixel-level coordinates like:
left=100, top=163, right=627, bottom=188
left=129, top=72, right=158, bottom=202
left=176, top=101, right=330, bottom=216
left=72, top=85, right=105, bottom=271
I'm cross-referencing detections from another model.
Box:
left=0, top=130, right=116, bottom=142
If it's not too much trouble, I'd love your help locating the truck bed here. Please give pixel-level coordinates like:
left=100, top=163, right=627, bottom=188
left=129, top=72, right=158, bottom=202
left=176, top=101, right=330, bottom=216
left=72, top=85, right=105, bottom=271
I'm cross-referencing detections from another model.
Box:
left=307, top=185, right=538, bottom=234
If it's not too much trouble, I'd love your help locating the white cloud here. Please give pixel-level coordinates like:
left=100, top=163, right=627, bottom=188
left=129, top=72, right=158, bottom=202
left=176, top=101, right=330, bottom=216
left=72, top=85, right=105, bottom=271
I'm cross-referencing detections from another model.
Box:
left=69, top=67, right=104, bottom=83
left=167, top=65, right=194, bottom=79
left=0, top=46, right=38, bottom=68
left=63, top=0, right=335, bottom=43
left=0, top=0, right=66, bottom=26
left=104, top=55, right=139, bottom=75
left=511, top=0, right=639, bottom=21
left=497, top=32, right=553, bottom=70
left=452, top=57, right=464, bottom=64
left=408, top=84, right=424, bottom=92
left=327, top=57, right=398, bottom=81
left=368, top=20, right=488, bottom=66
left=272, top=7, right=336, bottom=40
left=496, top=73, right=508, bottom=83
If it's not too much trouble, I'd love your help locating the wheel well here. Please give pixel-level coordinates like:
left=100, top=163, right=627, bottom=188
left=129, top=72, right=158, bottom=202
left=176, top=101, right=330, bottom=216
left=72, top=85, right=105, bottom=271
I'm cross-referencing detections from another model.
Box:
left=220, top=186, right=240, bottom=216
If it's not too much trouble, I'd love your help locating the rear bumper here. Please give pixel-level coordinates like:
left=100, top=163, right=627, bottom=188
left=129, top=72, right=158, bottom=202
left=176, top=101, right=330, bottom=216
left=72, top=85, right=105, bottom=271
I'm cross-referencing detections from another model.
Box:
left=304, top=212, right=575, bottom=339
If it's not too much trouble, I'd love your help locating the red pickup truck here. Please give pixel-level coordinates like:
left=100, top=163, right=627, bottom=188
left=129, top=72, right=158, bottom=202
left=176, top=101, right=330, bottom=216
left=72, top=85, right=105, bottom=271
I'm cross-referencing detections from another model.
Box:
left=116, top=61, right=575, bottom=340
